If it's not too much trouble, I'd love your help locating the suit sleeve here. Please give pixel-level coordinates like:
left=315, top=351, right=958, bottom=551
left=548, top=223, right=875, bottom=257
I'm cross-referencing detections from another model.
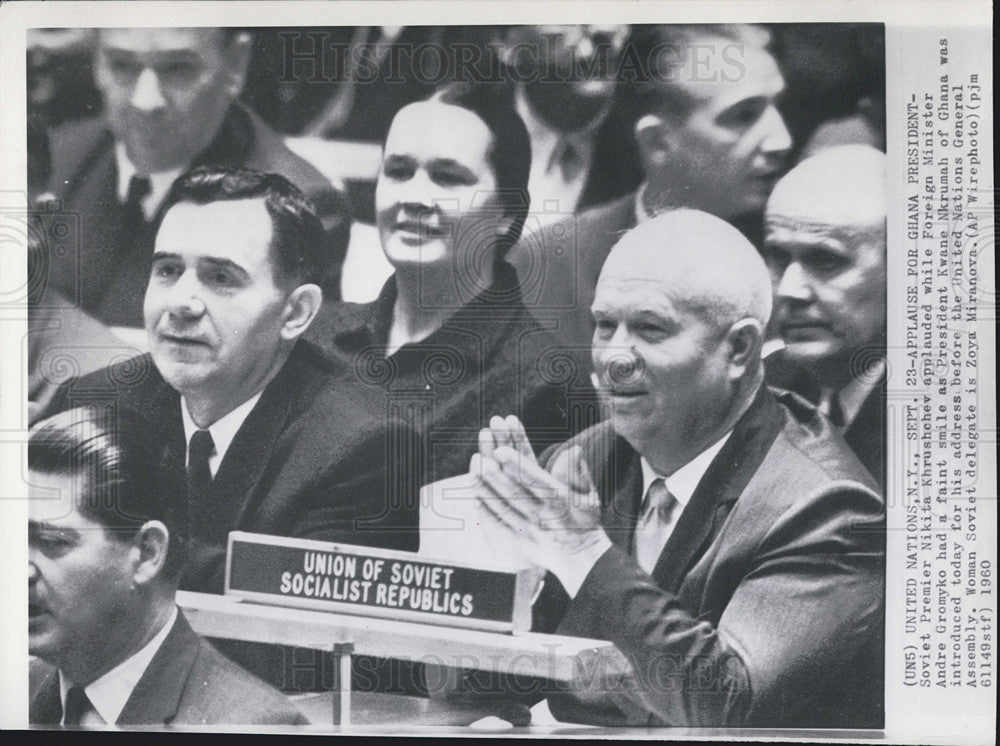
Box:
left=552, top=481, right=884, bottom=727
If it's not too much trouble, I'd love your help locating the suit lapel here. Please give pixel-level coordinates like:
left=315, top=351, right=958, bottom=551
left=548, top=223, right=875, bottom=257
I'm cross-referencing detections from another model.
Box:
left=209, top=346, right=318, bottom=530
left=597, top=433, right=644, bottom=553
left=652, top=388, right=785, bottom=592
left=29, top=664, right=63, bottom=725
left=117, top=613, right=200, bottom=726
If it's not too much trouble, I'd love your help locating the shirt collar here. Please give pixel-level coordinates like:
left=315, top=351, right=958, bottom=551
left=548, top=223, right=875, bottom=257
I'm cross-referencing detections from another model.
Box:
left=114, top=144, right=186, bottom=221
left=640, top=430, right=733, bottom=509
left=514, top=86, right=604, bottom=173
left=835, top=356, right=886, bottom=427
left=180, top=391, right=263, bottom=475
left=59, top=606, right=178, bottom=726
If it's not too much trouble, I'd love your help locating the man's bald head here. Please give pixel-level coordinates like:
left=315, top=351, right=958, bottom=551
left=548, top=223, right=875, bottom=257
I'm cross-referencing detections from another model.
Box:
left=767, top=144, right=885, bottom=235
left=591, top=210, right=772, bottom=474
left=763, top=146, right=886, bottom=387
left=600, top=209, right=773, bottom=334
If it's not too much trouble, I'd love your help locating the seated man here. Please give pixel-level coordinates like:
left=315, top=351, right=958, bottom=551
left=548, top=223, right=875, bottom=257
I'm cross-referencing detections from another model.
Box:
left=29, top=406, right=307, bottom=727
left=40, top=27, right=350, bottom=337
left=36, top=166, right=418, bottom=595
left=762, top=145, right=887, bottom=489
left=471, top=210, right=884, bottom=727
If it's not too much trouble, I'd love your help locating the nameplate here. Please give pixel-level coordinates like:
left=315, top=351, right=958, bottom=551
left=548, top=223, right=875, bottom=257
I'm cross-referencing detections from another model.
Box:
left=224, top=532, right=534, bottom=632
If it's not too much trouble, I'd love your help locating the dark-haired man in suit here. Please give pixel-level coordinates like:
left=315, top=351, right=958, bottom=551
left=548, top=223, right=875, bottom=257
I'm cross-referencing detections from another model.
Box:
left=40, top=27, right=349, bottom=339
left=511, top=24, right=792, bottom=354
left=38, top=166, right=420, bottom=691
left=29, top=407, right=307, bottom=727
left=472, top=210, right=883, bottom=728
left=38, top=167, right=417, bottom=595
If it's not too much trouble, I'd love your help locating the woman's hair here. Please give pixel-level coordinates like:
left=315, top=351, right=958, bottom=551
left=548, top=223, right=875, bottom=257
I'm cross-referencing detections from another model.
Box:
left=432, top=82, right=532, bottom=255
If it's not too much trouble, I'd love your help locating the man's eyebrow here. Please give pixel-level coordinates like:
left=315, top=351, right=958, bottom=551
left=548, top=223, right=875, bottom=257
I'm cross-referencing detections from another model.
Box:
left=28, top=521, right=80, bottom=538
left=198, top=256, right=252, bottom=281
left=152, top=251, right=182, bottom=262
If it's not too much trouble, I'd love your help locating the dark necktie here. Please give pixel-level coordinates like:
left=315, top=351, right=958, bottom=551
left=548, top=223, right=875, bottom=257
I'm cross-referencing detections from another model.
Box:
left=123, top=175, right=152, bottom=225
left=63, top=685, right=91, bottom=726
left=187, top=429, right=215, bottom=515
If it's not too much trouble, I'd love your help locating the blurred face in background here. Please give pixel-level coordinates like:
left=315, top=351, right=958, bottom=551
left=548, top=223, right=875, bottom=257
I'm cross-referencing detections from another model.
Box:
left=376, top=101, right=511, bottom=276
left=503, top=24, right=629, bottom=132
left=639, top=28, right=792, bottom=219
left=95, top=28, right=250, bottom=173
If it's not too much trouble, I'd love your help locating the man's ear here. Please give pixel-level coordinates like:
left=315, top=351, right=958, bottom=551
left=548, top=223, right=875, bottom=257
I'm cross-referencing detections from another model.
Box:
left=280, top=283, right=323, bottom=341
left=223, top=31, right=253, bottom=98
left=132, top=521, right=169, bottom=587
left=726, top=318, right=764, bottom=380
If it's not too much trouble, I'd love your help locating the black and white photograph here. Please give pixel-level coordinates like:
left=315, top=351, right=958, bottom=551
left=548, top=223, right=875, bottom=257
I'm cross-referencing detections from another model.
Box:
left=0, top=1, right=994, bottom=740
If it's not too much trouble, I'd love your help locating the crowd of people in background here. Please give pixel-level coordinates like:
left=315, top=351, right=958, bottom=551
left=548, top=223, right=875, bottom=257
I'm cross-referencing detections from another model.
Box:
left=26, top=23, right=887, bottom=729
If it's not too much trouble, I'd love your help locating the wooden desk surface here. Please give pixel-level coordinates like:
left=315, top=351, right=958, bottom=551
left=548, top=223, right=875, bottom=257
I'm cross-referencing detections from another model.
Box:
left=179, top=590, right=624, bottom=683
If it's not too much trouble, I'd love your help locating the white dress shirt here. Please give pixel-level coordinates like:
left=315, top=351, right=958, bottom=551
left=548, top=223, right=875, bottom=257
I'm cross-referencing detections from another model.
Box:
left=59, top=606, right=178, bottom=727
left=114, top=145, right=186, bottom=221
left=554, top=431, right=732, bottom=598
left=180, top=392, right=262, bottom=478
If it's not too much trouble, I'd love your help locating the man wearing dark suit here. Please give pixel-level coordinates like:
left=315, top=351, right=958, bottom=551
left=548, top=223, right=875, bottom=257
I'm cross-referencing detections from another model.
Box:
left=40, top=27, right=350, bottom=334
left=471, top=211, right=884, bottom=727
left=37, top=166, right=417, bottom=595
left=498, top=25, right=640, bottom=234
left=510, top=24, right=792, bottom=355
left=762, top=145, right=887, bottom=489
left=37, top=166, right=418, bottom=692
left=29, top=407, right=307, bottom=727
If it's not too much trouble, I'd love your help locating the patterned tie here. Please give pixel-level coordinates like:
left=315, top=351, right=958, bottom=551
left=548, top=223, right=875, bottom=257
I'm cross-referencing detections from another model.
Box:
left=187, top=429, right=215, bottom=515
left=820, top=388, right=846, bottom=429
left=632, top=477, right=678, bottom=574
left=63, top=685, right=91, bottom=726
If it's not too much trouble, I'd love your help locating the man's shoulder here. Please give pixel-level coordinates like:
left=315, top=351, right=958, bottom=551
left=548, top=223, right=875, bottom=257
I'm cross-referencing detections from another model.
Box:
left=47, top=117, right=112, bottom=190
left=240, top=107, right=336, bottom=197
left=185, top=637, right=308, bottom=725
left=761, top=388, right=882, bottom=499
left=34, top=353, right=168, bottom=425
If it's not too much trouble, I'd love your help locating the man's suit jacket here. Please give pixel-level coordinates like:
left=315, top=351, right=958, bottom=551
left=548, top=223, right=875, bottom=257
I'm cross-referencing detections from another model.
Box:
left=765, top=350, right=886, bottom=491
left=534, top=387, right=885, bottom=728
left=40, top=104, right=350, bottom=328
left=36, top=340, right=420, bottom=595
left=30, top=611, right=308, bottom=727
left=508, top=192, right=637, bottom=357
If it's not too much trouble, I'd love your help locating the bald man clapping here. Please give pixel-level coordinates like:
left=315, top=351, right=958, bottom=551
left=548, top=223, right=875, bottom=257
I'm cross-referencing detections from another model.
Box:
left=468, top=210, right=884, bottom=729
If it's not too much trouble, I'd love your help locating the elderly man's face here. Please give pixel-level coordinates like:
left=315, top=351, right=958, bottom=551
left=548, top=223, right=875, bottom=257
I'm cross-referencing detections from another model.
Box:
left=763, top=215, right=886, bottom=374
left=145, top=198, right=291, bottom=411
left=95, top=28, right=246, bottom=173
left=648, top=34, right=791, bottom=218
left=29, top=471, right=138, bottom=679
left=591, top=275, right=732, bottom=456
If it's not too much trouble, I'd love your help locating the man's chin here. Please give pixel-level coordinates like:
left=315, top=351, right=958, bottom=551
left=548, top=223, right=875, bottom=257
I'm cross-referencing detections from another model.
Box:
left=781, top=339, right=843, bottom=369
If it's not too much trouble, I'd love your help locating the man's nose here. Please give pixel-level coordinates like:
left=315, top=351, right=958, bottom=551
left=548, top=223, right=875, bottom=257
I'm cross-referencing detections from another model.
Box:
left=162, top=272, right=207, bottom=319
left=131, top=67, right=167, bottom=112
left=758, top=105, right=793, bottom=157
left=776, top=261, right=814, bottom=302
left=595, top=326, right=643, bottom=382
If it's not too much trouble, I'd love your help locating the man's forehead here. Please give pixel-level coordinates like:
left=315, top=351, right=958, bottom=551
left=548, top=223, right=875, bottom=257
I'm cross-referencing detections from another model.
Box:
left=672, top=41, right=784, bottom=113
left=99, top=27, right=224, bottom=56
left=594, top=274, right=684, bottom=313
left=158, top=199, right=274, bottom=259
left=28, top=471, right=89, bottom=524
